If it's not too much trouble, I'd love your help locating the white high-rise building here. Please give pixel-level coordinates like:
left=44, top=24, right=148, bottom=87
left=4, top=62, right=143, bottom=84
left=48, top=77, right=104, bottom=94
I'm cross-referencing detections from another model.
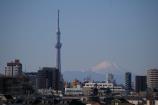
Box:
left=147, top=69, right=158, bottom=90
left=5, top=59, right=22, bottom=77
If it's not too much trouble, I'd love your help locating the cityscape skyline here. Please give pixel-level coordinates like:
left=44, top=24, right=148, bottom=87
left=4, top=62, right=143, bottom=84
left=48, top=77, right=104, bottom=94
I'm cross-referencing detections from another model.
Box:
left=0, top=0, right=158, bottom=76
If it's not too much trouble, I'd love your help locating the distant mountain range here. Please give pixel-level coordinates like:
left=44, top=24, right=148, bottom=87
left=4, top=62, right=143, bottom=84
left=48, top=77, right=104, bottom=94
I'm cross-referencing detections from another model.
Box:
left=63, top=70, right=125, bottom=84
left=0, top=60, right=135, bottom=84
left=63, top=60, right=129, bottom=84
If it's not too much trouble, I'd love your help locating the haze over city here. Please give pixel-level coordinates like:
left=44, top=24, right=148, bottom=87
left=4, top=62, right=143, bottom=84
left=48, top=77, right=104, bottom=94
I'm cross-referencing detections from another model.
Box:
left=0, top=0, right=158, bottom=78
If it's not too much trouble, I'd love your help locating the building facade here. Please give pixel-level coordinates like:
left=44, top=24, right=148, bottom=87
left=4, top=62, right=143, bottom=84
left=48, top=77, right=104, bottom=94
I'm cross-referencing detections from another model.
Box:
left=125, top=72, right=132, bottom=91
left=5, top=59, right=22, bottom=77
left=36, top=67, right=59, bottom=90
left=0, top=76, right=33, bottom=95
left=147, top=69, right=158, bottom=90
left=135, top=76, right=147, bottom=92
left=25, top=72, right=37, bottom=89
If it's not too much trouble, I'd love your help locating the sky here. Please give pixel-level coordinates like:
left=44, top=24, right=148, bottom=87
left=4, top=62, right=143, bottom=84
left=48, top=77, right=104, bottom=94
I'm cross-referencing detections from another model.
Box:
left=0, top=0, right=158, bottom=76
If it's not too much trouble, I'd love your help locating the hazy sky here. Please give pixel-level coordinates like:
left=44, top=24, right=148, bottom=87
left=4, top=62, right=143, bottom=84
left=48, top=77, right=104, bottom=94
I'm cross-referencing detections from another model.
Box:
left=0, top=0, right=158, bottom=75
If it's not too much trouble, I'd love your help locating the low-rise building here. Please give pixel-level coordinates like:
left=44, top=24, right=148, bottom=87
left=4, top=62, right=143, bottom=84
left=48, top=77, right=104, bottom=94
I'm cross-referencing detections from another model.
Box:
left=82, top=87, right=93, bottom=96
left=83, top=82, right=125, bottom=96
left=113, top=86, right=125, bottom=94
left=84, top=82, right=113, bottom=89
left=0, top=76, right=34, bottom=95
left=65, top=85, right=83, bottom=96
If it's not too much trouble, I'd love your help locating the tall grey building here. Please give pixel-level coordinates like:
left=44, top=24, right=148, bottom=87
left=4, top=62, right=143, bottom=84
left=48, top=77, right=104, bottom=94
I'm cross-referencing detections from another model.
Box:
left=36, top=67, right=59, bottom=90
left=147, top=69, right=158, bottom=90
left=125, top=72, right=132, bottom=91
left=135, top=76, right=147, bottom=92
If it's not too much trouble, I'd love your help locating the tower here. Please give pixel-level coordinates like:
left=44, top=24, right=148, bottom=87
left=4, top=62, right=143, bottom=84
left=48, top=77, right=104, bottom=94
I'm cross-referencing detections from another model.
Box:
left=55, top=10, right=64, bottom=92
left=55, top=10, right=62, bottom=73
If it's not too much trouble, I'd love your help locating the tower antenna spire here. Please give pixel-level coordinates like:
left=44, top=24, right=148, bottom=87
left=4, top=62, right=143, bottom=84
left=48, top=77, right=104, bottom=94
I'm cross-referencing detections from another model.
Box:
left=57, top=9, right=60, bottom=32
